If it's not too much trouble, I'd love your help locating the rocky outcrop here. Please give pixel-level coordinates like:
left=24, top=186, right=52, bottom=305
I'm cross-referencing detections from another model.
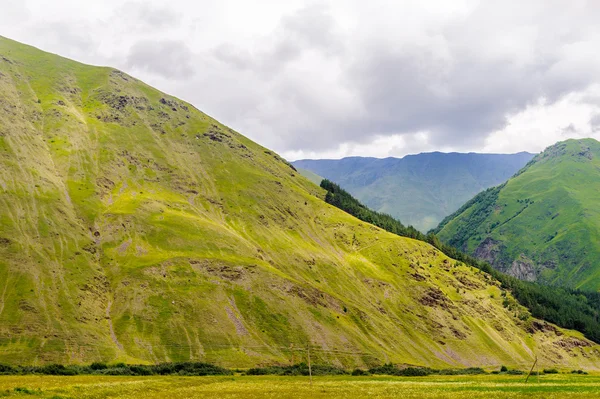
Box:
left=475, top=239, right=538, bottom=281
left=506, top=257, right=537, bottom=281
left=474, top=237, right=502, bottom=264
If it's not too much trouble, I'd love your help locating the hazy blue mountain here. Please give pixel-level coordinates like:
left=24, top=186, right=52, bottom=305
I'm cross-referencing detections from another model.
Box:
left=296, top=168, right=323, bottom=185
left=293, top=152, right=534, bottom=232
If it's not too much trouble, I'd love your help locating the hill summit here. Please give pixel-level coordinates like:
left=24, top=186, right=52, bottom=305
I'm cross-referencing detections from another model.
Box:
left=0, top=36, right=599, bottom=369
left=435, top=138, right=600, bottom=290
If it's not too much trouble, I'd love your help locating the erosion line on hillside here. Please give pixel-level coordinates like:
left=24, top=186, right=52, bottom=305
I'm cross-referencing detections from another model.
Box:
left=106, top=299, right=123, bottom=350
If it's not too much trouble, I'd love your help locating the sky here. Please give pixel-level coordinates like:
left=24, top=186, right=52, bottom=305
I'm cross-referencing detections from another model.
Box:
left=2, top=0, right=600, bottom=160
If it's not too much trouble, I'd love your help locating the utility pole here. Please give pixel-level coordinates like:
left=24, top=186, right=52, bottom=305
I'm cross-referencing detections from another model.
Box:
left=525, top=356, right=538, bottom=383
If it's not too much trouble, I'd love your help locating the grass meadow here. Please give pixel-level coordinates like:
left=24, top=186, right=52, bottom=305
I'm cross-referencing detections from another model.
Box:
left=1, top=374, right=600, bottom=398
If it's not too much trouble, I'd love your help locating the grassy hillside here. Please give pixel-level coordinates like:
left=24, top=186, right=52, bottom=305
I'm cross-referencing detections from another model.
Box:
left=321, top=179, right=600, bottom=343
left=293, top=152, right=533, bottom=232
left=0, top=36, right=599, bottom=369
left=434, top=139, right=600, bottom=291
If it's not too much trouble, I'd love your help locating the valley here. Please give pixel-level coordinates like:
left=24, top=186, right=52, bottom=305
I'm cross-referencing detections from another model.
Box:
left=294, top=152, right=533, bottom=232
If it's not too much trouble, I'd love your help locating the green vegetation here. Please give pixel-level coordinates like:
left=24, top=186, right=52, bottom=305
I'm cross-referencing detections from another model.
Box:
left=434, top=184, right=504, bottom=247
left=0, top=360, right=565, bottom=378
left=246, top=363, right=485, bottom=377
left=434, top=139, right=600, bottom=291
left=246, top=363, right=346, bottom=376
left=322, top=179, right=423, bottom=239
left=367, top=364, right=485, bottom=376
left=321, top=179, right=600, bottom=343
left=295, top=152, right=533, bottom=232
left=1, top=36, right=599, bottom=370
left=0, top=362, right=230, bottom=376
left=489, top=275, right=600, bottom=343
left=2, top=374, right=600, bottom=398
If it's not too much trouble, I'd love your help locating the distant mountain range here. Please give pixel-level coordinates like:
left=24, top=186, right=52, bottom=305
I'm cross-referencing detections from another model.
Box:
left=434, top=139, right=600, bottom=291
left=293, top=152, right=534, bottom=232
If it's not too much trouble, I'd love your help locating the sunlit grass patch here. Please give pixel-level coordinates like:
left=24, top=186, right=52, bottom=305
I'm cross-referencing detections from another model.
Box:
left=0, top=374, right=600, bottom=398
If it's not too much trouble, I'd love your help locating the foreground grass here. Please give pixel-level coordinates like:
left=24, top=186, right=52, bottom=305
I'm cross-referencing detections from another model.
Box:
left=1, top=374, right=600, bottom=398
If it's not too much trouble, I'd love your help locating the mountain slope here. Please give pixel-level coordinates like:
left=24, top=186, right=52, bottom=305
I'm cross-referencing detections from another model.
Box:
left=0, top=37, right=599, bottom=369
left=434, top=139, right=600, bottom=291
left=293, top=152, right=534, bottom=232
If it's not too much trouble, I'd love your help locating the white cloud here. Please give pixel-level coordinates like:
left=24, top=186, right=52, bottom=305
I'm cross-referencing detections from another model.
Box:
left=483, top=86, right=600, bottom=154
left=126, top=40, right=195, bottom=79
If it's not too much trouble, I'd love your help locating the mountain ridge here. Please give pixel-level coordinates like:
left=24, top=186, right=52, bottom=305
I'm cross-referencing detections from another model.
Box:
left=295, top=150, right=533, bottom=162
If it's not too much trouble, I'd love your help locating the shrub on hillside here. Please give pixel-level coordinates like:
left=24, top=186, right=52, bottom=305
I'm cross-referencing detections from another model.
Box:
left=368, top=363, right=402, bottom=375
left=439, top=367, right=485, bottom=375
left=0, top=364, right=15, bottom=374
left=90, top=362, right=108, bottom=370
left=368, top=364, right=435, bottom=376
left=506, top=369, right=525, bottom=375
left=246, top=363, right=346, bottom=376
left=571, top=369, right=588, bottom=375
left=151, top=362, right=231, bottom=376
left=37, top=364, right=78, bottom=375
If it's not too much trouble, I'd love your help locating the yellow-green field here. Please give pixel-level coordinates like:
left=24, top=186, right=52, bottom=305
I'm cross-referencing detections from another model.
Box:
left=1, top=375, right=600, bottom=398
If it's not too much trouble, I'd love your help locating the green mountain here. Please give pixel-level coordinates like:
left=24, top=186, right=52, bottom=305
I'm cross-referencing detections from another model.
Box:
left=434, top=139, right=600, bottom=291
left=0, top=37, right=599, bottom=369
left=293, top=152, right=534, bottom=232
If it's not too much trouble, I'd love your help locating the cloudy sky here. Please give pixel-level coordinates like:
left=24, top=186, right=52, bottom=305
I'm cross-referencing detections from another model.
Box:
left=3, top=0, right=600, bottom=160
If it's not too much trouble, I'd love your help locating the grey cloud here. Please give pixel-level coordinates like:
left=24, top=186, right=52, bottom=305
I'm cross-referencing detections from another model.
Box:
left=0, top=2, right=30, bottom=23
left=126, top=40, right=194, bottom=79
left=212, top=4, right=342, bottom=77
left=279, top=4, right=343, bottom=55
left=340, top=2, right=600, bottom=150
left=345, top=45, right=535, bottom=148
left=212, top=44, right=252, bottom=71
left=33, top=21, right=95, bottom=55
left=591, top=114, right=600, bottom=132
left=201, top=5, right=358, bottom=151
left=5, top=1, right=600, bottom=158
left=33, top=0, right=595, bottom=158
left=116, top=2, right=181, bottom=31
left=212, top=40, right=302, bottom=77
left=204, top=1, right=600, bottom=154
left=561, top=124, right=577, bottom=135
